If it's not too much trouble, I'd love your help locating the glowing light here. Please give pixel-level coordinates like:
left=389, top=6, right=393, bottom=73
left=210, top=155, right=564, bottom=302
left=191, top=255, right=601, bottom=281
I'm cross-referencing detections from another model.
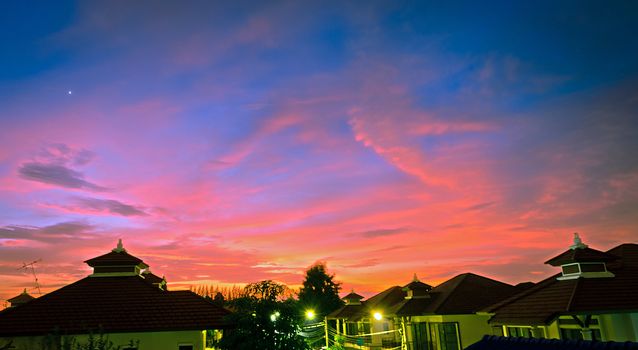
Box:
left=373, top=312, right=382, bottom=320
left=270, top=311, right=280, bottom=322
left=305, top=310, right=315, bottom=320
left=67, top=90, right=72, bottom=95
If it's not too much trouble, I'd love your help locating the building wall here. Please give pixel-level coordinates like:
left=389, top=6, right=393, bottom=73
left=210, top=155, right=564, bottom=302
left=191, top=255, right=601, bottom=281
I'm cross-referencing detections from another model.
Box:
left=599, top=313, right=638, bottom=341
left=501, top=313, right=638, bottom=342
left=411, top=314, right=493, bottom=349
left=0, top=329, right=217, bottom=350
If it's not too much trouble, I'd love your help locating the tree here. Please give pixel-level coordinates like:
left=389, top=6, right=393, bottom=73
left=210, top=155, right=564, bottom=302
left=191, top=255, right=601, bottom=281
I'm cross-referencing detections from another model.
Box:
left=217, top=280, right=309, bottom=350
left=298, top=262, right=344, bottom=319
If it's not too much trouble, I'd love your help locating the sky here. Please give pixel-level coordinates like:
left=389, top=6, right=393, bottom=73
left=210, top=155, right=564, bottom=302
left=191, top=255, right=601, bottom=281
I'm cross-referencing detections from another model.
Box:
left=1, top=1, right=638, bottom=304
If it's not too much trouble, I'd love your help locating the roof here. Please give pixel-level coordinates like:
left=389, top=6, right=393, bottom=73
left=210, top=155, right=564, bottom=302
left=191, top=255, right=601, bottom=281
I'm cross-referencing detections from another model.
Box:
left=142, top=271, right=164, bottom=284
left=342, top=292, right=364, bottom=300
left=0, top=275, right=232, bottom=336
left=403, top=280, right=432, bottom=291
left=487, top=243, right=638, bottom=325
left=545, top=247, right=619, bottom=266
left=329, top=273, right=518, bottom=320
left=7, top=290, right=35, bottom=305
left=327, top=304, right=365, bottom=320
left=84, top=250, right=147, bottom=268
left=466, top=335, right=638, bottom=350
left=391, top=273, right=518, bottom=316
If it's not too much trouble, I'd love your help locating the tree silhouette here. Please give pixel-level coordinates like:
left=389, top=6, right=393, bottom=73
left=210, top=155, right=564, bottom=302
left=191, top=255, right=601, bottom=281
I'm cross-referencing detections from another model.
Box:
left=218, top=280, right=309, bottom=350
left=298, top=263, right=344, bottom=319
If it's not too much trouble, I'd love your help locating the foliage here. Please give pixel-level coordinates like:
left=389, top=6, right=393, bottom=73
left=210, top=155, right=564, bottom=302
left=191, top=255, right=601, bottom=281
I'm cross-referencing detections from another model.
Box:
left=217, top=280, right=310, bottom=350
left=298, top=262, right=344, bottom=318
left=190, top=284, right=246, bottom=301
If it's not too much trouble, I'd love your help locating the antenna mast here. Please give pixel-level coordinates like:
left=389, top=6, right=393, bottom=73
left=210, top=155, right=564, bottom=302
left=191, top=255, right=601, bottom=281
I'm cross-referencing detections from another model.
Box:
left=18, top=259, right=42, bottom=295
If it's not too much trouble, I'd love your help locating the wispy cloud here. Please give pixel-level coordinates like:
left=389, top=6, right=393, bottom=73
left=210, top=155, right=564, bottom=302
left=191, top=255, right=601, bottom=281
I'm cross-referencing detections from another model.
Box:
left=18, top=162, right=107, bottom=192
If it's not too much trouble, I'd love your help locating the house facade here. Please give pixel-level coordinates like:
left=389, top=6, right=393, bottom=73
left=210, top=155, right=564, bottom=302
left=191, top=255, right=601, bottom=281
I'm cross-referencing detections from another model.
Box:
left=326, top=273, right=522, bottom=350
left=484, top=234, right=638, bottom=343
left=0, top=240, right=231, bottom=350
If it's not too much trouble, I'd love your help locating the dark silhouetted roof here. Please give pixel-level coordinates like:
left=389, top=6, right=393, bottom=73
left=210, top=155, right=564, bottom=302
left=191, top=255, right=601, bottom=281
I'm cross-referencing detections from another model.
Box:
left=342, top=292, right=364, bottom=301
left=365, top=286, right=404, bottom=311
left=545, top=247, right=619, bottom=266
left=0, top=275, right=232, bottom=336
left=466, top=335, right=638, bottom=350
left=142, top=271, right=164, bottom=284
left=487, top=244, right=638, bottom=325
left=403, top=280, right=432, bottom=291
left=329, top=273, right=518, bottom=320
left=7, top=290, right=35, bottom=306
left=84, top=250, right=147, bottom=268
left=327, top=304, right=365, bottom=320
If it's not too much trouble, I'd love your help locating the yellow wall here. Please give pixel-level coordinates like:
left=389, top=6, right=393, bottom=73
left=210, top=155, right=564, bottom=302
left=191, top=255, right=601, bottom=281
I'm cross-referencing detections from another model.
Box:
left=1, top=329, right=216, bottom=350
left=502, top=313, right=638, bottom=342
left=411, top=314, right=493, bottom=349
left=599, top=313, right=638, bottom=341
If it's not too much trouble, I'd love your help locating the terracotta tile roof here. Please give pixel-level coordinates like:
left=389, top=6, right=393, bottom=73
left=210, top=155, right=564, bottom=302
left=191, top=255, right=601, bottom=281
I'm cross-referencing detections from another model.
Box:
left=466, top=335, right=638, bottom=350
left=84, top=250, right=147, bottom=268
left=0, top=275, right=232, bottom=336
left=487, top=243, right=638, bottom=325
left=545, top=247, right=619, bottom=266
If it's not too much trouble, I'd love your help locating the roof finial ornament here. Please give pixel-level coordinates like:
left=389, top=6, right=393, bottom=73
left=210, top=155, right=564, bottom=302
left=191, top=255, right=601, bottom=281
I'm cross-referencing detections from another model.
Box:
left=112, top=238, right=127, bottom=253
left=22, top=288, right=28, bottom=295
left=413, top=273, right=419, bottom=282
left=569, top=232, right=588, bottom=250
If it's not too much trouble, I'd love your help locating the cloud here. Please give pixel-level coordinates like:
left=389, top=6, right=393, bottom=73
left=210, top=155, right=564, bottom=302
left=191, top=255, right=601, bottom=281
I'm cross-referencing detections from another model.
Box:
left=18, top=162, right=108, bottom=192
left=36, top=143, right=95, bottom=166
left=0, top=221, right=94, bottom=243
left=71, top=197, right=148, bottom=216
left=359, top=227, right=408, bottom=238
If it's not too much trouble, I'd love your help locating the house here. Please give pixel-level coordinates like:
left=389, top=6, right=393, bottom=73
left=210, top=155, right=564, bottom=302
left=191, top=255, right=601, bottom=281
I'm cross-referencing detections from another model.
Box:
left=0, top=240, right=232, bottom=350
left=326, top=273, right=522, bottom=349
left=484, top=234, right=638, bottom=342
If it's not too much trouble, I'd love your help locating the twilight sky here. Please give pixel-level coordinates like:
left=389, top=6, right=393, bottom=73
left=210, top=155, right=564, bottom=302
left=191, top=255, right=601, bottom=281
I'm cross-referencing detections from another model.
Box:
left=1, top=1, right=638, bottom=304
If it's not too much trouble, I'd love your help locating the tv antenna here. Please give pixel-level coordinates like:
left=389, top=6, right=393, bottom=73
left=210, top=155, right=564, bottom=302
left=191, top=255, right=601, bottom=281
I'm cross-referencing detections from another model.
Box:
left=18, top=259, right=42, bottom=295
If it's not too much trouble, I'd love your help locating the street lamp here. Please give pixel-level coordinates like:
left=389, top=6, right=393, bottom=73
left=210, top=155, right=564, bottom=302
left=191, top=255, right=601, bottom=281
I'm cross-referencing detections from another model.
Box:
left=373, top=311, right=383, bottom=321
left=306, top=309, right=316, bottom=320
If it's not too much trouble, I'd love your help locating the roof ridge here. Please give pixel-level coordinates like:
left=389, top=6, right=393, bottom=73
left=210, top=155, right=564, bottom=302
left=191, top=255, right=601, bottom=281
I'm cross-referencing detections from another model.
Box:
left=433, top=273, right=469, bottom=313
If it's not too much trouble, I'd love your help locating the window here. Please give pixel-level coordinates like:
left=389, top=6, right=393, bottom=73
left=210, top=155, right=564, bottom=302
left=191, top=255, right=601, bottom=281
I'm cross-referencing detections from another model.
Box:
left=560, top=328, right=602, bottom=341
left=346, top=322, right=358, bottom=335
left=178, top=345, right=194, bottom=350
left=562, top=264, right=580, bottom=275
left=429, top=323, right=460, bottom=350
left=580, top=263, right=606, bottom=273
left=491, top=326, right=504, bottom=336
left=506, top=327, right=533, bottom=338
left=412, top=322, right=429, bottom=350
left=383, top=322, right=390, bottom=331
